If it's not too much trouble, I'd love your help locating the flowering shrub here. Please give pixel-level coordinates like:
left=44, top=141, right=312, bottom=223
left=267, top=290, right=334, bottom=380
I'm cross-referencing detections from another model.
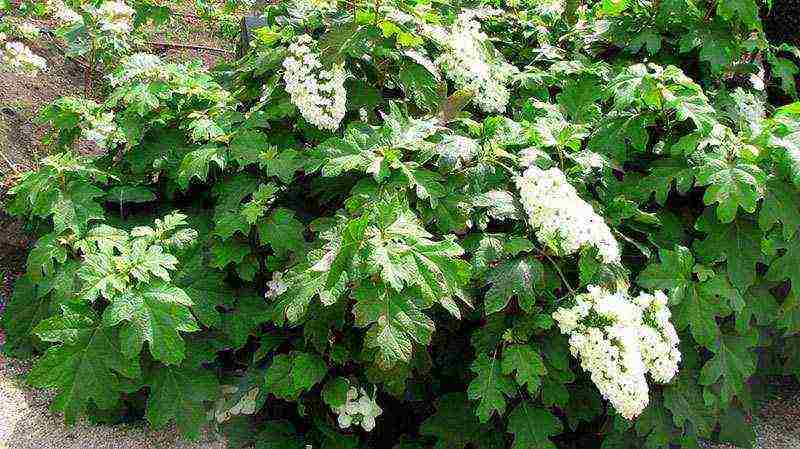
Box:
left=2, top=1, right=800, bottom=449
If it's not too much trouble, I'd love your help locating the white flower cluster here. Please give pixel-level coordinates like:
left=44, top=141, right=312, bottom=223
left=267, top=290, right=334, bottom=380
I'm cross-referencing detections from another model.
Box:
left=437, top=134, right=480, bottom=169
left=81, top=111, right=121, bottom=148
left=516, top=166, right=621, bottom=264
left=424, top=13, right=517, bottom=113
left=287, top=0, right=337, bottom=18
left=632, top=290, right=682, bottom=383
left=1, top=40, right=47, bottom=76
left=334, top=386, right=383, bottom=432
left=213, top=386, right=260, bottom=423
left=552, top=286, right=681, bottom=420
left=87, top=1, right=135, bottom=35
left=108, top=53, right=166, bottom=86
left=265, top=272, right=288, bottom=298
left=282, top=35, right=347, bottom=131
left=49, top=0, right=84, bottom=24
left=15, top=22, right=41, bottom=40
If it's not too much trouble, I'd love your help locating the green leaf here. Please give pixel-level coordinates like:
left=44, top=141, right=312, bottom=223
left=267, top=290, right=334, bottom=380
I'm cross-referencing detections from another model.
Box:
left=502, top=344, right=547, bottom=395
left=467, top=354, right=515, bottom=422
left=105, top=186, right=157, bottom=204
left=420, top=393, right=484, bottom=449
left=353, top=285, right=435, bottom=368
left=400, top=165, right=446, bottom=206
left=145, top=364, right=219, bottom=439
left=263, top=352, right=327, bottom=400
left=0, top=275, right=57, bottom=356
left=635, top=395, right=674, bottom=449
left=398, top=60, right=444, bottom=112
left=102, top=282, right=199, bottom=365
left=507, top=402, right=562, bottom=449
left=212, top=173, right=260, bottom=240
left=322, top=377, right=349, bottom=408
left=257, top=208, right=306, bottom=256
left=695, top=157, right=765, bottom=223
left=254, top=421, right=306, bottom=449
left=587, top=114, right=650, bottom=162
left=174, top=245, right=234, bottom=329
left=211, top=239, right=252, bottom=268
left=177, top=146, right=226, bottom=189
left=52, top=181, right=106, bottom=235
left=671, top=274, right=733, bottom=348
left=663, top=369, right=717, bottom=438
left=718, top=407, right=756, bottom=448
left=27, top=233, right=68, bottom=281
left=766, top=238, right=800, bottom=295
left=778, top=291, right=800, bottom=335
left=637, top=246, right=694, bottom=304
left=261, top=148, right=304, bottom=184
left=28, top=317, right=140, bottom=424
left=230, top=129, right=268, bottom=166
left=483, top=257, right=545, bottom=314
left=636, top=158, right=694, bottom=205
left=242, top=183, right=279, bottom=225
left=221, top=293, right=273, bottom=349
left=699, top=331, right=758, bottom=407
left=187, top=116, right=225, bottom=142
left=716, top=0, right=760, bottom=29
left=693, top=216, right=764, bottom=294
left=759, top=178, right=800, bottom=239
left=735, top=283, right=779, bottom=333
left=768, top=55, right=799, bottom=98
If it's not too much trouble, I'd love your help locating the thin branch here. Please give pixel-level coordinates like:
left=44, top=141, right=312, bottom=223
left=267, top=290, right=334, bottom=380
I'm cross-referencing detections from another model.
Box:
left=144, top=41, right=234, bottom=54
left=537, top=246, right=577, bottom=296
left=0, top=151, right=21, bottom=175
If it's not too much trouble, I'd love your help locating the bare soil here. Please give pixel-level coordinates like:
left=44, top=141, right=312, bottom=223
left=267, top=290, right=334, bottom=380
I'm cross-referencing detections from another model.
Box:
left=0, top=36, right=89, bottom=343
left=0, top=358, right=228, bottom=449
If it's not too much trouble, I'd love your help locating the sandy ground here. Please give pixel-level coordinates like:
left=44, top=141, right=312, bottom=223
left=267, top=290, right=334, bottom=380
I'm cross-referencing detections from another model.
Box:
left=0, top=354, right=797, bottom=449
left=700, top=391, right=800, bottom=449
left=0, top=358, right=227, bottom=449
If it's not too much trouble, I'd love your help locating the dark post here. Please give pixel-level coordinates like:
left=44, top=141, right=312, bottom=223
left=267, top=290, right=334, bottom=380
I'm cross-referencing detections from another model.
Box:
left=237, top=15, right=269, bottom=58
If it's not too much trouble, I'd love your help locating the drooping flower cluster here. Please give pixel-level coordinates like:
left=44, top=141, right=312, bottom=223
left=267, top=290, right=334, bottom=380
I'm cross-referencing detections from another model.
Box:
left=15, top=22, right=41, bottom=40
left=81, top=111, right=122, bottom=149
left=282, top=34, right=347, bottom=131
left=631, top=290, right=682, bottom=383
left=88, top=1, right=135, bottom=35
left=424, top=13, right=518, bottom=113
left=553, top=286, right=681, bottom=419
left=107, top=53, right=165, bottom=85
left=287, top=0, right=337, bottom=18
left=1, top=40, right=47, bottom=76
left=212, top=386, right=260, bottom=423
left=49, top=0, right=84, bottom=25
left=333, top=386, right=383, bottom=432
left=264, top=272, right=288, bottom=298
left=516, top=166, right=621, bottom=264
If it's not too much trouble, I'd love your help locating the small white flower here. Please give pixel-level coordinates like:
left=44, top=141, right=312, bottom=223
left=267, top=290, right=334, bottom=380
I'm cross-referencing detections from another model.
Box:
left=1, top=41, right=47, bottom=76
left=90, top=1, right=135, bottom=35
left=49, top=0, right=84, bottom=24
left=16, top=22, right=41, bottom=39
left=332, top=384, right=382, bottom=432
left=287, top=0, right=337, bottom=19
left=81, top=111, right=120, bottom=148
left=265, top=272, right=289, bottom=298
